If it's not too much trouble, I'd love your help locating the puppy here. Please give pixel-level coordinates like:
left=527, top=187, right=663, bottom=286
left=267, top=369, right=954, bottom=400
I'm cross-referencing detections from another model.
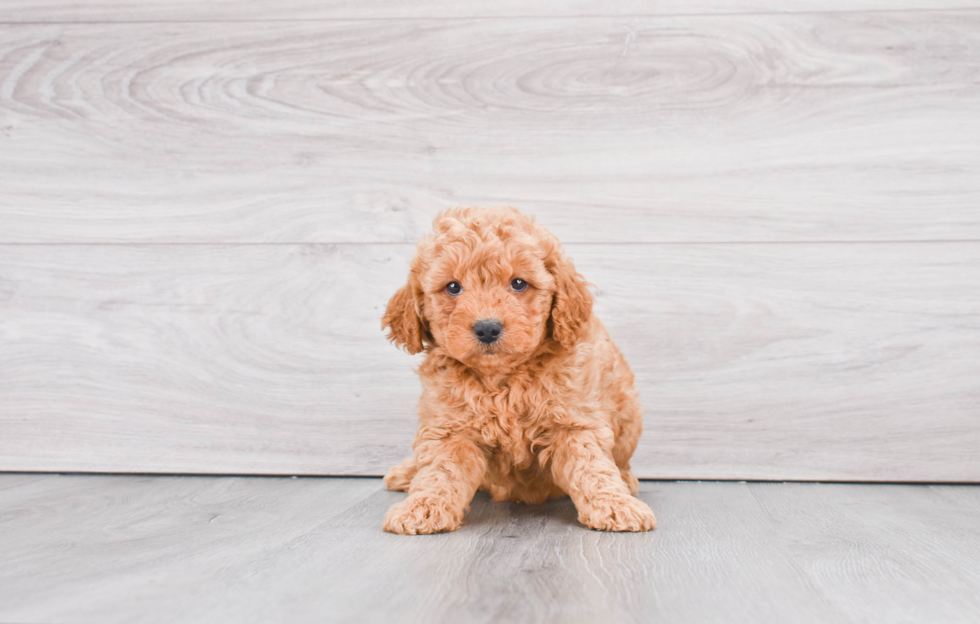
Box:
left=382, top=206, right=656, bottom=534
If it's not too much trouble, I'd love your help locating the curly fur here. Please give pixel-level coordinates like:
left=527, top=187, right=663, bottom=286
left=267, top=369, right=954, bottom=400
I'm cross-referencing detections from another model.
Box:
left=381, top=206, right=656, bottom=534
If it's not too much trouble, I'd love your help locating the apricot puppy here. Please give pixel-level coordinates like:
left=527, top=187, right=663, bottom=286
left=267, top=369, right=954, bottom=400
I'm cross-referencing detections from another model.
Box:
left=382, top=207, right=656, bottom=534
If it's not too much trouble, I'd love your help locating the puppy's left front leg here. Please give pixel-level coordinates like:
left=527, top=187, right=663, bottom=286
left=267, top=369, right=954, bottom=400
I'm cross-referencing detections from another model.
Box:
left=551, top=428, right=657, bottom=532
left=383, top=434, right=487, bottom=535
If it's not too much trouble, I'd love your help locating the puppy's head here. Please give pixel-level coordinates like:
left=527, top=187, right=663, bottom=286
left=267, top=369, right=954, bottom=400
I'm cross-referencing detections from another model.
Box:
left=383, top=206, right=592, bottom=372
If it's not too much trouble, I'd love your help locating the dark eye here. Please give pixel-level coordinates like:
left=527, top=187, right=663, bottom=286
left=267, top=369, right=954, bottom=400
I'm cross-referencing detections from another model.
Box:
left=510, top=278, right=528, bottom=292
left=446, top=282, right=463, bottom=296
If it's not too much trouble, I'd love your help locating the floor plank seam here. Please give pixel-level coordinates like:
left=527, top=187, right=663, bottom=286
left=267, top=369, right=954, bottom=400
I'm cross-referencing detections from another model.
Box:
left=3, top=7, right=980, bottom=25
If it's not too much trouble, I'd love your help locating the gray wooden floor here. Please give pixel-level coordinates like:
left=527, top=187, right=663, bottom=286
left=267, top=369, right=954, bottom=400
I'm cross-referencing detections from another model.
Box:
left=1, top=474, right=978, bottom=623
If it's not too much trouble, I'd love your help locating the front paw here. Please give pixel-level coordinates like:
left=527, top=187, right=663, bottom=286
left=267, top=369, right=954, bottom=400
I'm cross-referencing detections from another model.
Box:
left=579, top=495, right=657, bottom=532
left=383, top=495, right=462, bottom=535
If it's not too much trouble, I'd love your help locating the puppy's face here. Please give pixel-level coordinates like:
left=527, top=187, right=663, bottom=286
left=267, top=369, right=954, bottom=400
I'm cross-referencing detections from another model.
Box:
left=383, top=207, right=593, bottom=373
left=420, top=235, right=555, bottom=372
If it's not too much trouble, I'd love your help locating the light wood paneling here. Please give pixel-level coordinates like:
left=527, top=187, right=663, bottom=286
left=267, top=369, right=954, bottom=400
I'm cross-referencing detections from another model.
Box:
left=1, top=5, right=978, bottom=481
left=2, top=475, right=980, bottom=623
left=2, top=1, right=979, bottom=22
left=1, top=13, right=979, bottom=243
left=0, top=244, right=421, bottom=475
left=1, top=243, right=977, bottom=480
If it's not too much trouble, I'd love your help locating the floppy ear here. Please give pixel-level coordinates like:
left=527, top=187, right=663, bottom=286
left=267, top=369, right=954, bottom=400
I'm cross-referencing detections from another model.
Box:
left=382, top=276, right=426, bottom=355
left=548, top=248, right=593, bottom=350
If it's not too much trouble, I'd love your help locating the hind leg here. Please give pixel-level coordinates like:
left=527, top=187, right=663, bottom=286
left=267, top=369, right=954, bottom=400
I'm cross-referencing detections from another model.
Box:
left=383, top=455, right=418, bottom=491
left=611, top=390, right=644, bottom=497
left=620, top=466, right=639, bottom=495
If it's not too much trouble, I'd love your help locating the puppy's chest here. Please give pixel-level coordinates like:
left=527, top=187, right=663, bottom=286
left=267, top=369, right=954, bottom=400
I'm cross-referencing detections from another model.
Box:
left=467, top=384, right=557, bottom=464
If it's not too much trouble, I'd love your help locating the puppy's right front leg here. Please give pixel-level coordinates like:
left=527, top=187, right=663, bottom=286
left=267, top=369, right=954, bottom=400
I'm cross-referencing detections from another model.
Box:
left=383, top=433, right=487, bottom=535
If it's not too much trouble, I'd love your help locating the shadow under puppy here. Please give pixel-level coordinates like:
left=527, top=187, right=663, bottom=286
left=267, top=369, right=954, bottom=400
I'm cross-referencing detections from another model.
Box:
left=383, top=206, right=656, bottom=534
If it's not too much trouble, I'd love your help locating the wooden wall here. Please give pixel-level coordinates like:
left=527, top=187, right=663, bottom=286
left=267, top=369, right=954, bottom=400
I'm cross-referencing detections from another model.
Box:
left=1, top=1, right=978, bottom=480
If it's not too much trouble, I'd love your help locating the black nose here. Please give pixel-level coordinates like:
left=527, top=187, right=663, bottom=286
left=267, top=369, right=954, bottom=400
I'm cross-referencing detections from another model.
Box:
left=473, top=319, right=503, bottom=344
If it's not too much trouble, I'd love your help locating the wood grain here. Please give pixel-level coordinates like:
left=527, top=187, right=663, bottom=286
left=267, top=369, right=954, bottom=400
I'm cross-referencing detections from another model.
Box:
left=2, top=6, right=979, bottom=482
left=750, top=482, right=980, bottom=622
left=2, top=1, right=979, bottom=22
left=1, top=13, right=979, bottom=243
left=2, top=475, right=979, bottom=623
left=1, top=242, right=977, bottom=480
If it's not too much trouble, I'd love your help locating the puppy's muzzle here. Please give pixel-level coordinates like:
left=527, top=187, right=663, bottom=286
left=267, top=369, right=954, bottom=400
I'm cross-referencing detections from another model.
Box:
left=473, top=319, right=503, bottom=344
